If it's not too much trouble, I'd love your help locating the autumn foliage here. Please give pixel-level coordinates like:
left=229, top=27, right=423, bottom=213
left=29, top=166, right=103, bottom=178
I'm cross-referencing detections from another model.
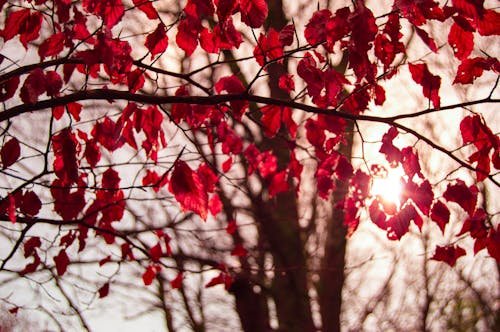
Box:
left=0, top=0, right=499, bottom=326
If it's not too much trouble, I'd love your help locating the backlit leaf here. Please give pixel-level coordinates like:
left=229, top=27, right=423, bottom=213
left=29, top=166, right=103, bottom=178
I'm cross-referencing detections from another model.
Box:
left=431, top=244, right=466, bottom=267
left=240, top=0, right=268, bottom=28
left=408, top=63, right=441, bottom=108
left=1, top=137, right=21, bottom=169
left=54, top=249, right=70, bottom=276
left=145, top=23, right=169, bottom=59
left=169, top=160, right=208, bottom=220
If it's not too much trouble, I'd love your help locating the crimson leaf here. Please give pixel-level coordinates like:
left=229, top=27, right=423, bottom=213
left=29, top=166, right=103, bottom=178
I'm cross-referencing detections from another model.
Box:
left=448, top=22, right=473, bottom=60
left=171, top=272, right=183, bottom=289
left=169, top=160, right=208, bottom=220
left=145, top=23, right=169, bottom=59
left=443, top=180, right=478, bottom=216
left=240, top=0, right=268, bottom=28
left=431, top=245, right=466, bottom=267
left=1, top=137, right=21, bottom=169
left=38, top=33, right=65, bottom=60
left=430, top=200, right=450, bottom=234
left=54, top=249, right=70, bottom=276
left=98, top=283, right=110, bottom=298
left=408, top=63, right=441, bottom=108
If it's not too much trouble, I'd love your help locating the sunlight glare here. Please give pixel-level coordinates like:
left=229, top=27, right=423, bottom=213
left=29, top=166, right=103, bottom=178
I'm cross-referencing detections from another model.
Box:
left=370, top=168, right=403, bottom=207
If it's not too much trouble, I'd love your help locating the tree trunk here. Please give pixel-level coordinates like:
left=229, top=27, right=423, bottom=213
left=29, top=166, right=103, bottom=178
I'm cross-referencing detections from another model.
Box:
left=317, top=121, right=352, bottom=332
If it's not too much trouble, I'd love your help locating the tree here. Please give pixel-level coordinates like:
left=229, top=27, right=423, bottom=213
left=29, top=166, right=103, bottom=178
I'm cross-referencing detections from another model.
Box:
left=0, top=0, right=499, bottom=331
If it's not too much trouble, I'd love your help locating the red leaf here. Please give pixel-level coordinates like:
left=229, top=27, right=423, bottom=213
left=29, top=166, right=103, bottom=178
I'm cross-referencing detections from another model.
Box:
left=218, top=122, right=243, bottom=155
left=24, top=237, right=41, bottom=257
left=408, top=63, right=441, bottom=108
left=214, top=75, right=247, bottom=119
left=149, top=242, right=162, bottom=262
left=282, top=107, right=297, bottom=138
left=59, top=231, right=76, bottom=247
left=142, top=170, right=168, bottom=192
left=205, top=270, right=233, bottom=290
left=231, top=243, right=248, bottom=257
left=51, top=179, right=86, bottom=220
left=214, top=18, right=242, bottom=50
left=208, top=193, right=223, bottom=216
left=397, top=0, right=444, bottom=26
left=132, top=0, right=158, bottom=19
left=379, top=127, right=402, bottom=167
left=459, top=114, right=497, bottom=181
left=84, top=140, right=100, bottom=168
left=54, top=249, right=70, bottom=276
left=199, top=27, right=218, bottom=53
left=279, top=74, right=295, bottom=92
left=93, top=116, right=125, bottom=152
left=17, top=190, right=42, bottom=217
left=170, top=272, right=183, bottom=289
left=127, top=69, right=146, bottom=93
left=349, top=1, right=377, bottom=55
left=20, top=68, right=46, bottom=104
left=0, top=76, right=20, bottom=102
left=453, top=57, right=498, bottom=84
left=414, top=26, right=438, bottom=53
left=261, top=105, right=281, bottom=138
left=99, top=255, right=111, bottom=266
left=176, top=18, right=199, bottom=56
left=52, top=128, right=79, bottom=184
left=184, top=0, right=215, bottom=18
left=20, top=253, right=40, bottom=275
left=304, top=9, right=331, bottom=46
left=0, top=9, right=30, bottom=42
left=404, top=180, right=433, bottom=216
left=269, top=170, right=289, bottom=197
left=169, top=160, right=208, bottom=220
left=253, top=29, right=283, bottom=67
left=476, top=9, right=500, bottom=36
left=197, top=163, right=218, bottom=193
left=1, top=137, right=21, bottom=169
left=257, top=151, right=277, bottom=179
left=38, top=33, right=65, bottom=60
left=375, top=13, right=405, bottom=70
left=401, top=147, right=422, bottom=180
left=279, top=24, right=295, bottom=46
left=335, top=156, right=353, bottom=182
left=443, top=180, right=478, bottom=216
left=102, top=168, right=120, bottom=189
left=448, top=22, right=473, bottom=60
left=67, top=102, right=83, bottom=121
left=145, top=23, right=169, bottom=59
left=53, top=106, right=64, bottom=120
left=226, top=220, right=237, bottom=235
left=369, top=200, right=387, bottom=230
left=0, top=9, right=42, bottom=48
left=240, top=0, right=268, bottom=28
left=205, top=273, right=225, bottom=288
left=430, top=200, right=450, bottom=234
left=142, top=264, right=161, bottom=286
left=98, top=283, right=109, bottom=298
left=297, top=54, right=323, bottom=101
left=431, top=244, right=466, bottom=267
left=386, top=204, right=422, bottom=240
left=44, top=71, right=63, bottom=97
left=325, top=69, right=350, bottom=107
left=452, top=0, right=483, bottom=18
left=82, top=0, right=124, bottom=28
left=121, top=243, right=135, bottom=261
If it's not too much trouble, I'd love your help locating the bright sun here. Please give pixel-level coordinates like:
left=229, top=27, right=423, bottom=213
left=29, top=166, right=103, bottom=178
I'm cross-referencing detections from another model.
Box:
left=370, top=167, right=403, bottom=206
